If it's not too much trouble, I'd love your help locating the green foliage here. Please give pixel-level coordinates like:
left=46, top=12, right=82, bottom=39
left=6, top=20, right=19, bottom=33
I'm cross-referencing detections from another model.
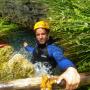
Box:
left=0, top=18, right=18, bottom=42
left=0, top=0, right=47, bottom=29
left=0, top=19, right=18, bottom=33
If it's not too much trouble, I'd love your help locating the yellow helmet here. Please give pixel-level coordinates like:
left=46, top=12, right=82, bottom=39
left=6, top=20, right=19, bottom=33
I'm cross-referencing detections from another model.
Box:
left=34, top=21, right=49, bottom=31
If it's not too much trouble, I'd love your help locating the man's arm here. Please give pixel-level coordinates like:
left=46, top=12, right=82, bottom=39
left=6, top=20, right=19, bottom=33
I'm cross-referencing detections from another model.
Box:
left=23, top=42, right=34, bottom=53
left=48, top=45, right=75, bottom=70
left=48, top=45, right=80, bottom=90
left=57, top=67, right=80, bottom=90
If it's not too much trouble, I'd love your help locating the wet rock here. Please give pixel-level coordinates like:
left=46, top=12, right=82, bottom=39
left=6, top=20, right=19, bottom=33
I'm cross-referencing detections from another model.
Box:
left=0, top=50, right=35, bottom=81
left=0, top=45, right=14, bottom=63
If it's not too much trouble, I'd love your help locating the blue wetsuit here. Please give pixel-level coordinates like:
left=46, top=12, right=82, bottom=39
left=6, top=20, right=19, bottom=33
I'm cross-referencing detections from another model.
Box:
left=24, top=42, right=75, bottom=72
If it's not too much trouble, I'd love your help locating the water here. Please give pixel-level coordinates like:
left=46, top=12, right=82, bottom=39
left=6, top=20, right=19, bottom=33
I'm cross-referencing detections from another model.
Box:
left=9, top=47, right=52, bottom=76
left=11, top=48, right=33, bottom=62
left=34, top=61, right=52, bottom=76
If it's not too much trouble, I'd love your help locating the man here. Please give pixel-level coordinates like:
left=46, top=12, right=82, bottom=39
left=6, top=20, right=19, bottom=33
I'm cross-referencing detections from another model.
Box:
left=24, top=21, right=80, bottom=90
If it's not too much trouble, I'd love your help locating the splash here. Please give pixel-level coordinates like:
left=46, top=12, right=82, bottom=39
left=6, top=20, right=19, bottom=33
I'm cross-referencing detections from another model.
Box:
left=34, top=61, right=52, bottom=76
left=9, top=47, right=53, bottom=76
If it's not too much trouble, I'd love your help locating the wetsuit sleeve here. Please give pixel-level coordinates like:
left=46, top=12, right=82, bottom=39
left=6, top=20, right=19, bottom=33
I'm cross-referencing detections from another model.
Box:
left=48, top=45, right=75, bottom=71
left=24, top=46, right=34, bottom=53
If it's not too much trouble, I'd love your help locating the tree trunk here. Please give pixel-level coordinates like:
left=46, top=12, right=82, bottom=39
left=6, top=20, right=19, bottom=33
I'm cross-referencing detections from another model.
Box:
left=0, top=73, right=90, bottom=90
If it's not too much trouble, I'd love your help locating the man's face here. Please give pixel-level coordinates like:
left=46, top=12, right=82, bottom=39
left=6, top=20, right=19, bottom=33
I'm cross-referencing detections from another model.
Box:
left=35, top=28, right=49, bottom=44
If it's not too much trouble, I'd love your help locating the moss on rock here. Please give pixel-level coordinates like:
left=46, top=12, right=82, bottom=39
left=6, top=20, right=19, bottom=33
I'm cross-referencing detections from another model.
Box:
left=0, top=46, right=35, bottom=81
left=0, top=45, right=14, bottom=63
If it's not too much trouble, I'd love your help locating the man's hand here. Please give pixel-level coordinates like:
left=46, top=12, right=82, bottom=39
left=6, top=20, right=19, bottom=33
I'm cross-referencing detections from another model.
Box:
left=23, top=42, right=28, bottom=47
left=57, top=67, right=80, bottom=90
